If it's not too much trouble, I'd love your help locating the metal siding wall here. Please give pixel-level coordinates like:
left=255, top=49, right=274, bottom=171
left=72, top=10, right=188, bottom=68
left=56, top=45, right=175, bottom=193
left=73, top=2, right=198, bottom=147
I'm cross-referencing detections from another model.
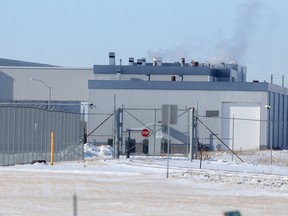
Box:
left=19, top=109, right=25, bottom=163
left=0, top=67, right=93, bottom=101
left=260, top=92, right=269, bottom=149
left=271, top=92, right=275, bottom=148
left=61, top=112, right=66, bottom=161
left=279, top=94, right=284, bottom=148
left=53, top=112, right=60, bottom=162
left=274, top=93, right=279, bottom=148
left=63, top=113, right=68, bottom=161
left=267, top=92, right=271, bottom=149
left=94, top=73, right=211, bottom=82
left=0, top=72, right=13, bottom=100
left=3, top=108, right=8, bottom=164
left=89, top=89, right=268, bottom=148
left=0, top=106, right=84, bottom=166
left=285, top=96, right=288, bottom=148
left=41, top=110, right=49, bottom=161
left=6, top=108, right=12, bottom=164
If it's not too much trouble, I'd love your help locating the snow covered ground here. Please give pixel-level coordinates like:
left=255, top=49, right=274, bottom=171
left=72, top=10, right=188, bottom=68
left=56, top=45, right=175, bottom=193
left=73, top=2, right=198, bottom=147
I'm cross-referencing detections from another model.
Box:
left=1, top=144, right=288, bottom=216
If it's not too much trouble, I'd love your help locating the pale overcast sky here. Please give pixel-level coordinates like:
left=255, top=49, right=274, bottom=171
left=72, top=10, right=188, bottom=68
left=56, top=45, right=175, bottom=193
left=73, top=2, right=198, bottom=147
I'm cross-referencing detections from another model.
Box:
left=1, top=0, right=288, bottom=83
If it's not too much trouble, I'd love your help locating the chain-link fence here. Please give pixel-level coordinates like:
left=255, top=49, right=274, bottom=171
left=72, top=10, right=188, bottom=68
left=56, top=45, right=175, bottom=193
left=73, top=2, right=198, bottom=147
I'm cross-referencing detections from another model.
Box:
left=196, top=114, right=269, bottom=152
left=86, top=106, right=192, bottom=156
left=117, top=106, right=192, bottom=156
left=0, top=105, right=84, bottom=166
left=86, top=104, right=286, bottom=158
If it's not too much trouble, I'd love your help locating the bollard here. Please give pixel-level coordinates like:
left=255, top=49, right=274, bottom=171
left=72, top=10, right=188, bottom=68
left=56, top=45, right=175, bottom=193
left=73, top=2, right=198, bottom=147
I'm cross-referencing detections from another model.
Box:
left=50, top=132, right=54, bottom=165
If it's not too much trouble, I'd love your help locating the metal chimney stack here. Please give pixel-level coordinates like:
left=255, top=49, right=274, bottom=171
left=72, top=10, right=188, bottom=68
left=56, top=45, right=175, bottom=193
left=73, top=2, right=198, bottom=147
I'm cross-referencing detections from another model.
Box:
left=180, top=58, right=185, bottom=66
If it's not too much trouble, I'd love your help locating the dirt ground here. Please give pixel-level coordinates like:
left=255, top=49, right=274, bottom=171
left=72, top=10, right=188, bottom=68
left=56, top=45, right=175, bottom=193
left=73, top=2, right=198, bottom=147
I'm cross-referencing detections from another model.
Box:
left=1, top=166, right=287, bottom=216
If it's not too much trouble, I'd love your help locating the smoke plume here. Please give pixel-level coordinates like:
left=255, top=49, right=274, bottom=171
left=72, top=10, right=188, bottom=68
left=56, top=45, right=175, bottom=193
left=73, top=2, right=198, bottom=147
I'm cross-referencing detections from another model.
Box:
left=208, top=1, right=262, bottom=64
left=147, top=47, right=189, bottom=63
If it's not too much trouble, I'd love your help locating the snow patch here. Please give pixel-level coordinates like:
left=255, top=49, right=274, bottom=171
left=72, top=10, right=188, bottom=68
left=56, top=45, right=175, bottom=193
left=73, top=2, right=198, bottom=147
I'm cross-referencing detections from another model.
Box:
left=84, top=143, right=113, bottom=158
left=173, top=169, right=288, bottom=191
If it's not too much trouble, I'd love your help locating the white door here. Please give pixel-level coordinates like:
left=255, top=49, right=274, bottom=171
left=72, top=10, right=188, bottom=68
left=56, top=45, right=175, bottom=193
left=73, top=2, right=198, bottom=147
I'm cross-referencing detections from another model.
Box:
left=221, top=103, right=260, bottom=151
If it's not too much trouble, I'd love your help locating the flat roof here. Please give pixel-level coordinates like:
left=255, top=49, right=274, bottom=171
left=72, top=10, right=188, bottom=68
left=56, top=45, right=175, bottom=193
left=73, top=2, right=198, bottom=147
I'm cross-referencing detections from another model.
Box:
left=0, top=58, right=58, bottom=67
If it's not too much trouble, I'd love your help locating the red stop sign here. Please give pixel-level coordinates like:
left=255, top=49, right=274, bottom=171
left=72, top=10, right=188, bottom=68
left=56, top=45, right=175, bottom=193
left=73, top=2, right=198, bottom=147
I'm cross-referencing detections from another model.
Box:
left=141, top=128, right=150, bottom=137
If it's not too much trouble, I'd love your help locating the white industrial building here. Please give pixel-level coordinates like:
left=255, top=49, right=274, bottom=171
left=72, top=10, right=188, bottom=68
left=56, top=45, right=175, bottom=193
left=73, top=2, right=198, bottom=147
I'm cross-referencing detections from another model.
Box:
left=89, top=53, right=288, bottom=153
left=0, top=59, right=92, bottom=102
left=1, top=54, right=288, bottom=155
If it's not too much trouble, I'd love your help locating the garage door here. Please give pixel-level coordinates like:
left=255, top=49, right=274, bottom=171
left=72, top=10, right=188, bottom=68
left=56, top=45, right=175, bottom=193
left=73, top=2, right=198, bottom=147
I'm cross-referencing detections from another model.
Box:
left=221, top=103, right=260, bottom=151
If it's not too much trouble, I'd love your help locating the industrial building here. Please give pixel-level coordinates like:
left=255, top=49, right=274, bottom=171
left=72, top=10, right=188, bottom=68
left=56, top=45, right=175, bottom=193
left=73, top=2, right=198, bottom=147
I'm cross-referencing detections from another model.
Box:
left=89, top=52, right=288, bottom=153
left=1, top=54, right=288, bottom=156
left=0, top=58, right=92, bottom=102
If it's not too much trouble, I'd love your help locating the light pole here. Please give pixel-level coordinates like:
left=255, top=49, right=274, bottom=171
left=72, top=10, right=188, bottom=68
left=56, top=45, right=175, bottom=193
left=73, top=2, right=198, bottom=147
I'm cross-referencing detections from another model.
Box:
left=265, top=105, right=272, bottom=165
left=30, top=78, right=51, bottom=110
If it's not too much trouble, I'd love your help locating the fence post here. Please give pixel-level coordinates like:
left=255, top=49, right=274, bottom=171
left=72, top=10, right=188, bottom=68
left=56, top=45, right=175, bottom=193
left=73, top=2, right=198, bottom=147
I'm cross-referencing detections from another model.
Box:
left=50, top=131, right=54, bottom=165
left=189, top=107, right=195, bottom=161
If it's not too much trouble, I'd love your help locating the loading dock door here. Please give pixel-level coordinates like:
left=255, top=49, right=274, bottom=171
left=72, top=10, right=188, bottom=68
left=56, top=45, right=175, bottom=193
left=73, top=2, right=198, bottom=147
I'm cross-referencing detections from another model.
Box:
left=221, top=103, right=260, bottom=151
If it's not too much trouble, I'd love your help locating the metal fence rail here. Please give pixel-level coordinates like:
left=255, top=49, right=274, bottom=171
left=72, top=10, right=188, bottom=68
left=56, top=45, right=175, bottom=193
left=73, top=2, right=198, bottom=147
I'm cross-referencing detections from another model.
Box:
left=0, top=105, right=84, bottom=166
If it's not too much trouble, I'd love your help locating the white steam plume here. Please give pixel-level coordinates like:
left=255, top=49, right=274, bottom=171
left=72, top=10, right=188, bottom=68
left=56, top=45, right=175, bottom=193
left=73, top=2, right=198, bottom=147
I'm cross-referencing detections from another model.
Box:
left=147, top=47, right=189, bottom=63
left=208, top=1, right=262, bottom=64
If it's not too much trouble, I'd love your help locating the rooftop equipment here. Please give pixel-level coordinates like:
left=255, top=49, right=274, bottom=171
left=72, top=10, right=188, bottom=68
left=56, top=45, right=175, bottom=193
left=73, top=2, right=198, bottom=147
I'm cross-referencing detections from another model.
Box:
left=109, top=52, right=115, bottom=65
left=129, top=57, right=134, bottom=66
left=180, top=58, right=185, bottom=66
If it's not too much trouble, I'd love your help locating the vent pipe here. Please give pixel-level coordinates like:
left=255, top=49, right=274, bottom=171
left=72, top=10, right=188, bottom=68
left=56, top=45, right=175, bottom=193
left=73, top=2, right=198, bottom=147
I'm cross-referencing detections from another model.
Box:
left=180, top=58, right=185, bottom=66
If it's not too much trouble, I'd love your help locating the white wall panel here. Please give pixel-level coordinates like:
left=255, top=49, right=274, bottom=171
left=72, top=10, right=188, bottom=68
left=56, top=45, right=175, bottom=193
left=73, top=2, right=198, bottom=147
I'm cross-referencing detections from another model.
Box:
left=221, top=103, right=260, bottom=151
left=0, top=67, right=93, bottom=101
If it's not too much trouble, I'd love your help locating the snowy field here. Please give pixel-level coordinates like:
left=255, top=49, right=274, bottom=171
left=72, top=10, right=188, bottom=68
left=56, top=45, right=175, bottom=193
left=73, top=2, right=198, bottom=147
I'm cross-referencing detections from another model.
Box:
left=1, top=144, right=288, bottom=216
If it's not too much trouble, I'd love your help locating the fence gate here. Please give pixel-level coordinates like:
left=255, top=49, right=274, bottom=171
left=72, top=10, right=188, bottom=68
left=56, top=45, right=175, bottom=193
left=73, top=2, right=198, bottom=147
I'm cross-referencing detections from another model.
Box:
left=116, top=106, right=192, bottom=156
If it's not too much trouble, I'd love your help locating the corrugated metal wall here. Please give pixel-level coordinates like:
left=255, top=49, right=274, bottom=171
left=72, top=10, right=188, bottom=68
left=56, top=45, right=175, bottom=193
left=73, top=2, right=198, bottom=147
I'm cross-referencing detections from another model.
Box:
left=0, top=105, right=84, bottom=166
left=268, top=92, right=288, bottom=149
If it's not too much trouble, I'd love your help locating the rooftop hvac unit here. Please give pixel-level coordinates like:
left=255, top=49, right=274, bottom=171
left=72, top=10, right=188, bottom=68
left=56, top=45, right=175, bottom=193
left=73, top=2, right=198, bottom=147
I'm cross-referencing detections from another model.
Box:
left=109, top=52, right=115, bottom=65
left=153, top=57, right=162, bottom=66
left=129, top=57, right=134, bottom=66
left=142, top=58, right=146, bottom=66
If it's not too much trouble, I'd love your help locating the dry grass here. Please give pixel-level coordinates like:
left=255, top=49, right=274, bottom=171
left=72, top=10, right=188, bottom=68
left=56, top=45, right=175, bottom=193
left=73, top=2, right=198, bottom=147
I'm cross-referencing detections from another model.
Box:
left=200, top=150, right=288, bottom=166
